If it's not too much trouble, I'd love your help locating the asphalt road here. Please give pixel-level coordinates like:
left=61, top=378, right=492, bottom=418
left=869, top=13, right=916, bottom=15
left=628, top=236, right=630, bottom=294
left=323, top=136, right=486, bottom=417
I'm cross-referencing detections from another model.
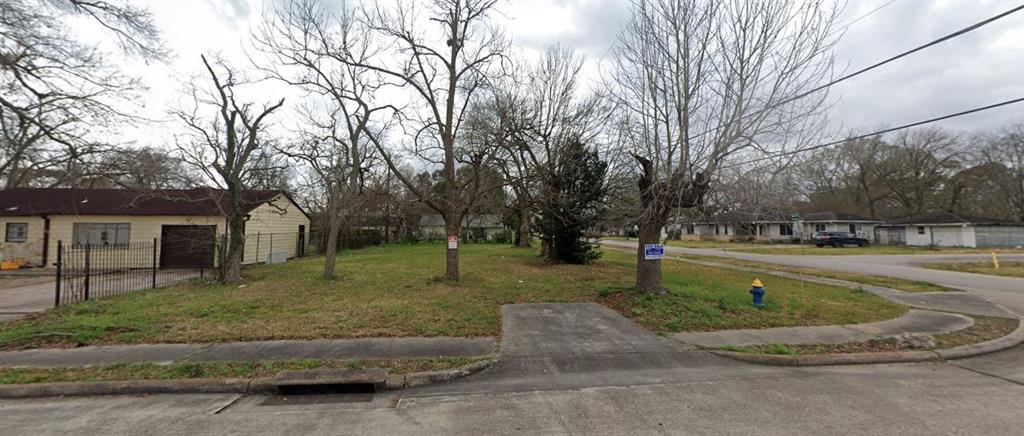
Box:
left=601, top=240, right=1024, bottom=315
left=3, top=304, right=1024, bottom=435
left=4, top=250, right=1024, bottom=434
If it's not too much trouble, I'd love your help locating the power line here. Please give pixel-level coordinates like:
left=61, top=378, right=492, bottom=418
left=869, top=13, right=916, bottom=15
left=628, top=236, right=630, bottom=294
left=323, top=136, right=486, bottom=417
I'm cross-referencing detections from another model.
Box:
left=688, top=3, right=1024, bottom=142
left=721, top=97, right=1024, bottom=170
left=828, top=0, right=897, bottom=37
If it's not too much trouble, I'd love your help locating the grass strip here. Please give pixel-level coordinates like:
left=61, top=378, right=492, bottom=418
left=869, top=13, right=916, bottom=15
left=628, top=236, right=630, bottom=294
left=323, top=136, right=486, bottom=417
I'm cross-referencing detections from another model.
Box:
left=0, top=357, right=489, bottom=385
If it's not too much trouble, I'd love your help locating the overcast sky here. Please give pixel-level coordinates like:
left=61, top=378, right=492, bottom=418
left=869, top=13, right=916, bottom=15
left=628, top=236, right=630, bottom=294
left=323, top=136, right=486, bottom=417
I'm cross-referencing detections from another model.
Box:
left=113, top=0, right=1023, bottom=149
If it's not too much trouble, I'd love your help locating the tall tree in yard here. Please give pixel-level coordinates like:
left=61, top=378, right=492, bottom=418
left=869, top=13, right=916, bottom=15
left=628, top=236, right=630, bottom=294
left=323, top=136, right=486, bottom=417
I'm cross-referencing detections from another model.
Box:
left=0, top=0, right=165, bottom=188
left=174, top=55, right=285, bottom=284
left=608, top=0, right=839, bottom=293
left=254, top=0, right=390, bottom=279
left=348, top=0, right=510, bottom=281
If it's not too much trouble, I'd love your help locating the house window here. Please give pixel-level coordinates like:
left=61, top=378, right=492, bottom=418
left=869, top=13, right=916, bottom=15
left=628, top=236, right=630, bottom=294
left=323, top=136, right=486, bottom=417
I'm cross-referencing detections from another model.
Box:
left=715, top=225, right=720, bottom=235
left=5, top=223, right=27, bottom=242
left=917, top=226, right=926, bottom=235
left=779, top=224, right=793, bottom=236
left=686, top=225, right=695, bottom=235
left=849, top=224, right=857, bottom=233
left=814, top=224, right=826, bottom=232
left=73, top=223, right=131, bottom=247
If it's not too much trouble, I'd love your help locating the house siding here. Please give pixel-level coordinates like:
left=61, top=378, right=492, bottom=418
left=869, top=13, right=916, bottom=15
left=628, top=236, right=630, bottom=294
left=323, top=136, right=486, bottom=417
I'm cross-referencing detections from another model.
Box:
left=46, top=215, right=226, bottom=268
left=0, top=216, right=47, bottom=266
left=240, top=194, right=310, bottom=263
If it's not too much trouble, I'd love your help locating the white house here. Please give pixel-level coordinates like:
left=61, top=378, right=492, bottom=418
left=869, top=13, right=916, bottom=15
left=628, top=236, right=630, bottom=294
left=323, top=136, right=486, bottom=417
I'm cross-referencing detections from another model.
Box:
left=877, top=212, right=1024, bottom=248
left=675, top=211, right=879, bottom=242
left=798, top=212, right=880, bottom=242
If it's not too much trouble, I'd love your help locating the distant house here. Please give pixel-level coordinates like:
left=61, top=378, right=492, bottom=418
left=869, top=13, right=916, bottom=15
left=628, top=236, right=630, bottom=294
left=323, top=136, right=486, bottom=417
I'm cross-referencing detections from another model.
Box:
left=676, top=211, right=880, bottom=242
left=876, top=212, right=1024, bottom=248
left=418, top=214, right=507, bottom=241
left=679, top=211, right=791, bottom=241
left=798, top=212, right=880, bottom=242
left=0, top=188, right=310, bottom=268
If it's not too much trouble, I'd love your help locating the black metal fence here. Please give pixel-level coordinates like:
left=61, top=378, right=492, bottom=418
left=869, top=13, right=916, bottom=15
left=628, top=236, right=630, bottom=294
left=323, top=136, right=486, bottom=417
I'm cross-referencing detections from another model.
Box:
left=52, top=230, right=391, bottom=306
left=54, top=239, right=212, bottom=306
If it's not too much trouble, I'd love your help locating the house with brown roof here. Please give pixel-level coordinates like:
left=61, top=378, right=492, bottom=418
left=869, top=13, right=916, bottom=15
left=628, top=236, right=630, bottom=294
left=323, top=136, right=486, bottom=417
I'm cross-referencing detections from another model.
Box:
left=0, top=188, right=310, bottom=268
left=876, top=212, right=1024, bottom=248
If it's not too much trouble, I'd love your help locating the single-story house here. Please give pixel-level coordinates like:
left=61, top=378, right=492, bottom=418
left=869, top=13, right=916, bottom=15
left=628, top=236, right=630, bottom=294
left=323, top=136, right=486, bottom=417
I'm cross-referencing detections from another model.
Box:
left=675, top=211, right=880, bottom=242
left=677, top=211, right=791, bottom=241
left=876, top=212, right=1024, bottom=248
left=798, top=212, right=880, bottom=242
left=418, top=214, right=508, bottom=241
left=0, top=187, right=310, bottom=268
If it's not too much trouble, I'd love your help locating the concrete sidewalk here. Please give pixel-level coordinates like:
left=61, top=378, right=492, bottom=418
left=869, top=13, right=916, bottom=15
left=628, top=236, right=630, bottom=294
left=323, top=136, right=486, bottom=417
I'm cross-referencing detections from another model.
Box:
left=673, top=309, right=974, bottom=347
left=0, top=337, right=496, bottom=368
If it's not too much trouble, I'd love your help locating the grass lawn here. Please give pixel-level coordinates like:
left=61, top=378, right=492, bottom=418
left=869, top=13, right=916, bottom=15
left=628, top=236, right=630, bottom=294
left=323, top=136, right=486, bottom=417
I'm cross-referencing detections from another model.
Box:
left=0, top=243, right=905, bottom=349
left=681, top=255, right=956, bottom=293
left=921, top=261, right=1024, bottom=278
left=0, top=357, right=486, bottom=385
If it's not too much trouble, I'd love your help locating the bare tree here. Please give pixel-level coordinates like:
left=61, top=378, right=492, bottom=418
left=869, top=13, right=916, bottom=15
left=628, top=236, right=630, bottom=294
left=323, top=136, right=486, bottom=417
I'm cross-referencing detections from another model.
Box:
left=490, top=45, right=608, bottom=252
left=344, top=0, right=510, bottom=281
left=253, top=0, right=393, bottom=279
left=607, top=0, right=840, bottom=293
left=0, top=0, right=165, bottom=187
left=978, top=122, right=1024, bottom=222
left=173, top=55, right=285, bottom=284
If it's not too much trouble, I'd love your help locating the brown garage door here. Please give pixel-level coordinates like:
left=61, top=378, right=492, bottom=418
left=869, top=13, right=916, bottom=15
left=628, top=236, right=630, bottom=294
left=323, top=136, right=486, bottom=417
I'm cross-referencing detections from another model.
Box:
left=160, top=225, right=215, bottom=268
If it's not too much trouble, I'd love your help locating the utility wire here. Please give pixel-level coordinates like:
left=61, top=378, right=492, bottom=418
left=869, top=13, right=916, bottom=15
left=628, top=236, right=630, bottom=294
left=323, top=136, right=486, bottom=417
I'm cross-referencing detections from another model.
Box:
left=828, top=0, right=897, bottom=37
left=688, top=3, right=1024, bottom=142
left=721, top=97, right=1024, bottom=170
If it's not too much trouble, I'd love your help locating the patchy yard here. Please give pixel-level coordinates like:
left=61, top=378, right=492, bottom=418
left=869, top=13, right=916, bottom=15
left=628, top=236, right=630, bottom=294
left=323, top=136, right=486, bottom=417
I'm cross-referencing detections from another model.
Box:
left=682, top=255, right=957, bottom=293
left=922, top=261, right=1024, bottom=278
left=0, top=357, right=486, bottom=385
left=0, top=243, right=904, bottom=349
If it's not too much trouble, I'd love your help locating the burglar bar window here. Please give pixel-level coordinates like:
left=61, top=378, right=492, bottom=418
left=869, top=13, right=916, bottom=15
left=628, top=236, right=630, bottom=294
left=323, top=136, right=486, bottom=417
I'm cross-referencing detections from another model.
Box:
left=72, top=223, right=131, bottom=248
left=5, top=223, right=27, bottom=242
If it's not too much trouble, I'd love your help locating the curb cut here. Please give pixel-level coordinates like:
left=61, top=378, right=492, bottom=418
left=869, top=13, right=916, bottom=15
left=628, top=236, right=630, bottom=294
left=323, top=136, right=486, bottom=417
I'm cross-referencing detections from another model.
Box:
left=0, top=359, right=496, bottom=399
left=710, top=318, right=1023, bottom=367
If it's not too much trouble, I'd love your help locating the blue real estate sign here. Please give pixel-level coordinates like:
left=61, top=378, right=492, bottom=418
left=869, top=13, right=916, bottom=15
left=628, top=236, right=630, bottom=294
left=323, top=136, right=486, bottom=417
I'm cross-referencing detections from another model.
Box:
left=643, top=244, right=665, bottom=260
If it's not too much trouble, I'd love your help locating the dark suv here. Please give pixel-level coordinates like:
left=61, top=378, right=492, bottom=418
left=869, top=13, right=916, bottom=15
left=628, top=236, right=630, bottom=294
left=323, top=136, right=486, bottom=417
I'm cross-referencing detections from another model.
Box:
left=813, top=231, right=869, bottom=247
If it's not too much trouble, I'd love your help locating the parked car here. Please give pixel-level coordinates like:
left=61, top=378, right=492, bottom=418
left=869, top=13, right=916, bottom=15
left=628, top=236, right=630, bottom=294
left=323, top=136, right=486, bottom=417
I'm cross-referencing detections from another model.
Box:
left=813, top=231, right=869, bottom=247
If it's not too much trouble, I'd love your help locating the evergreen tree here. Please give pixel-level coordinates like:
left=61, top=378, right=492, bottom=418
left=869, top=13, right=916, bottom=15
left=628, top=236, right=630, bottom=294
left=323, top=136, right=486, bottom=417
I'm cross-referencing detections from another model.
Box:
left=536, top=138, right=608, bottom=264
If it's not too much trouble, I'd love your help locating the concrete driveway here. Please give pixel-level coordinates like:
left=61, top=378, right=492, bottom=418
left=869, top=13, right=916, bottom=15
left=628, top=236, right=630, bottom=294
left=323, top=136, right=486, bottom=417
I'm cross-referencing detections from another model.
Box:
left=601, top=240, right=1024, bottom=316
left=0, top=279, right=54, bottom=322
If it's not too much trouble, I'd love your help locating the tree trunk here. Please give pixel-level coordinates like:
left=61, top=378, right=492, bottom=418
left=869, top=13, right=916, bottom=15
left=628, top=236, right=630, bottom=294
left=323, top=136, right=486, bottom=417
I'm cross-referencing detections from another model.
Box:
left=444, top=212, right=460, bottom=281
left=221, top=216, right=245, bottom=284
left=323, top=216, right=341, bottom=279
left=635, top=218, right=666, bottom=294
left=516, top=205, right=531, bottom=248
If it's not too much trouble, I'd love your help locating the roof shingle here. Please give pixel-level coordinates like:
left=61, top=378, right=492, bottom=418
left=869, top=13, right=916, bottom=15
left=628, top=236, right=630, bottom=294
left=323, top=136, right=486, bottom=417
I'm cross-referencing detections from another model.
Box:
left=0, top=188, right=287, bottom=217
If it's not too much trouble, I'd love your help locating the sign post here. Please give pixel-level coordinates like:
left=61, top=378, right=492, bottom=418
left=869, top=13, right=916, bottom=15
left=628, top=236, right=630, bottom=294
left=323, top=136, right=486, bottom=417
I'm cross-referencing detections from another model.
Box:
left=643, top=244, right=665, bottom=260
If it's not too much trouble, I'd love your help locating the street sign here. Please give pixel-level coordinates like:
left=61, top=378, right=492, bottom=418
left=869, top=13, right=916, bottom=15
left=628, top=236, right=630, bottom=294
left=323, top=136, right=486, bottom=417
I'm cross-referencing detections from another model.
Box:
left=447, top=235, right=458, bottom=249
left=643, top=244, right=664, bottom=260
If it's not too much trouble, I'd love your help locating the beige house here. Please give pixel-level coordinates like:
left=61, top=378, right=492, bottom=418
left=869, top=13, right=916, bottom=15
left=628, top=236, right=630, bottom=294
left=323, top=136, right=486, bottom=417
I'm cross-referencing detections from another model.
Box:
left=0, top=188, right=310, bottom=268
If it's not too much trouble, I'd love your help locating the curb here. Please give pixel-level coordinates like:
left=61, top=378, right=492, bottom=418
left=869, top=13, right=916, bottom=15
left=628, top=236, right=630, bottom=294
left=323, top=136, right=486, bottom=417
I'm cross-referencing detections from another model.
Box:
left=937, top=318, right=1024, bottom=360
left=0, top=359, right=496, bottom=399
left=710, top=318, right=1023, bottom=367
left=386, top=358, right=496, bottom=389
